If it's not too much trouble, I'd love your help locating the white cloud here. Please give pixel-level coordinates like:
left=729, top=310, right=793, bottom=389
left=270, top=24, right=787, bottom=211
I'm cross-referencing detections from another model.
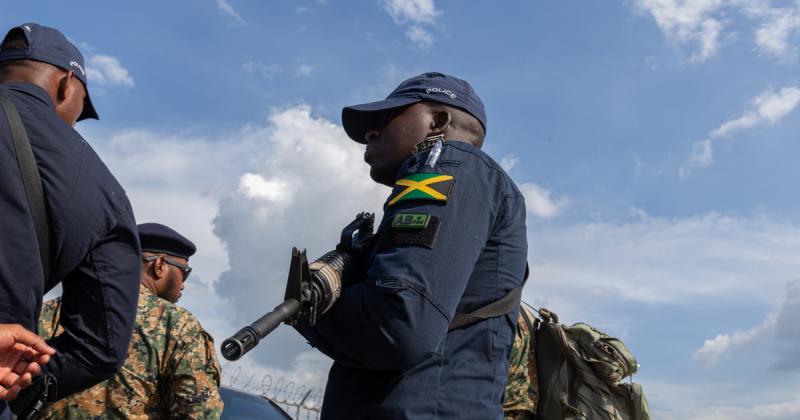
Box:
left=634, top=0, right=800, bottom=61
left=773, top=280, right=800, bottom=370
left=528, top=212, right=800, bottom=314
left=694, top=313, right=777, bottom=365
left=500, top=154, right=520, bottom=172
left=646, top=380, right=800, bottom=420
left=692, top=398, right=800, bottom=420
left=215, top=0, right=245, bottom=23
left=242, top=61, right=281, bottom=79
left=694, top=17, right=723, bottom=62
left=382, top=0, right=439, bottom=24
left=350, top=64, right=417, bottom=105
left=295, top=63, right=314, bottom=78
left=693, top=279, right=800, bottom=368
left=737, top=0, right=800, bottom=59
left=680, top=138, right=713, bottom=176
left=755, top=13, right=800, bottom=58
left=238, top=173, right=292, bottom=202
left=381, top=0, right=440, bottom=48
left=752, top=86, right=800, bottom=123
left=405, top=26, right=434, bottom=49
left=709, top=112, right=760, bottom=139
left=519, top=182, right=567, bottom=219
left=680, top=86, right=800, bottom=176
left=240, top=61, right=312, bottom=80
left=521, top=211, right=800, bottom=419
left=86, top=55, right=134, bottom=87
left=82, top=127, right=260, bottom=290
left=633, top=0, right=725, bottom=62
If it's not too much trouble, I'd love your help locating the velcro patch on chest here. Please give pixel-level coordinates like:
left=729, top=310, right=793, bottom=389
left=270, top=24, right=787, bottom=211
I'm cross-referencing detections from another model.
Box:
left=387, top=172, right=454, bottom=207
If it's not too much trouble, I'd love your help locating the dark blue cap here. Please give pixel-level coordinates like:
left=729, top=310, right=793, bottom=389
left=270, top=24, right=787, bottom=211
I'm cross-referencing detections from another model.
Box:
left=342, top=72, right=486, bottom=143
left=138, top=223, right=196, bottom=259
left=0, top=23, right=98, bottom=121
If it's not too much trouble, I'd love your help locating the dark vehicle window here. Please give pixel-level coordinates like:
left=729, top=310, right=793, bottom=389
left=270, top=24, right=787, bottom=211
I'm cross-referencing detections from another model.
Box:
left=220, top=387, right=292, bottom=420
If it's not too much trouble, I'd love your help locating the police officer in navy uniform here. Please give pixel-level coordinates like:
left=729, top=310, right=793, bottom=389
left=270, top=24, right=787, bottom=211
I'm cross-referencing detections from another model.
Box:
left=296, top=72, right=528, bottom=419
left=0, top=23, right=140, bottom=414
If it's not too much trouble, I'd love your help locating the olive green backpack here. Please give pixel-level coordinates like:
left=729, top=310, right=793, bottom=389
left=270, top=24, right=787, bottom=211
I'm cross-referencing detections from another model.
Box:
left=533, top=307, right=652, bottom=420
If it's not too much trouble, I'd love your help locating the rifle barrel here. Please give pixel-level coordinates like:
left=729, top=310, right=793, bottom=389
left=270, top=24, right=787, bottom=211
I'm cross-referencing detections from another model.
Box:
left=221, top=298, right=301, bottom=361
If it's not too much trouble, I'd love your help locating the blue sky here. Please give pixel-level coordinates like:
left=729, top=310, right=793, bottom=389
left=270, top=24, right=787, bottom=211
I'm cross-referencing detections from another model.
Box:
left=8, top=1, right=800, bottom=418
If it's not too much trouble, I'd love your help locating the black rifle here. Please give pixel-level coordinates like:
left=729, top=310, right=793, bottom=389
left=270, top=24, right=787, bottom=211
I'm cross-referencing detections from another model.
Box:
left=221, top=212, right=375, bottom=361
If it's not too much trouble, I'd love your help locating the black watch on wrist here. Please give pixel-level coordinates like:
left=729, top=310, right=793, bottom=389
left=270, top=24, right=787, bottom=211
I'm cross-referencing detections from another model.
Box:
left=9, top=372, right=57, bottom=420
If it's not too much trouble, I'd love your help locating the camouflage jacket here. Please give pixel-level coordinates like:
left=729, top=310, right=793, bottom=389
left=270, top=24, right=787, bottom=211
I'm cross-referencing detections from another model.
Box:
left=38, top=285, right=224, bottom=419
left=503, top=306, right=538, bottom=420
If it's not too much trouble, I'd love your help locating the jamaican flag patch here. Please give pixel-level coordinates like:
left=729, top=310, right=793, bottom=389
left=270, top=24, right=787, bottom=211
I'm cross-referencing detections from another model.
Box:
left=387, top=172, right=454, bottom=207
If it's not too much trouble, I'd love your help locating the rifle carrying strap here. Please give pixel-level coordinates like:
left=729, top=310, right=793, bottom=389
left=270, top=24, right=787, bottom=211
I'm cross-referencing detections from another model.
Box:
left=0, top=91, right=51, bottom=282
left=448, top=263, right=529, bottom=331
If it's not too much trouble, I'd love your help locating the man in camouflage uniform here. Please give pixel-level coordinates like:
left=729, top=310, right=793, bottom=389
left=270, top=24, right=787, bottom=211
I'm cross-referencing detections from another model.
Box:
left=504, top=306, right=539, bottom=420
left=38, top=223, right=224, bottom=419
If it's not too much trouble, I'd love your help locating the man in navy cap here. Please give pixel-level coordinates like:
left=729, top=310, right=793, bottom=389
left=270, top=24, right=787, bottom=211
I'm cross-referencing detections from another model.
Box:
left=295, top=72, right=528, bottom=419
left=0, top=23, right=140, bottom=414
left=38, top=223, right=224, bottom=418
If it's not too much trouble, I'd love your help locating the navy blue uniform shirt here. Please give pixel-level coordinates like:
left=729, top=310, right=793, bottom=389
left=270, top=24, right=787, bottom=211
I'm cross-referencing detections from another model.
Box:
left=0, top=83, right=140, bottom=399
left=297, top=141, right=528, bottom=419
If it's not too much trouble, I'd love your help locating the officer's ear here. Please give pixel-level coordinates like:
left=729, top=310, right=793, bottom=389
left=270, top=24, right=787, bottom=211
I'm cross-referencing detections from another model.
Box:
left=55, top=71, right=74, bottom=103
left=152, top=256, right=169, bottom=281
left=53, top=70, right=84, bottom=127
left=428, top=108, right=451, bottom=136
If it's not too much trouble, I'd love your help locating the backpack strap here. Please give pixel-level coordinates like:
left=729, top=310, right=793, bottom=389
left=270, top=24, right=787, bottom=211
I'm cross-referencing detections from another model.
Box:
left=536, top=308, right=583, bottom=410
left=0, top=91, right=51, bottom=282
left=448, top=263, right=529, bottom=331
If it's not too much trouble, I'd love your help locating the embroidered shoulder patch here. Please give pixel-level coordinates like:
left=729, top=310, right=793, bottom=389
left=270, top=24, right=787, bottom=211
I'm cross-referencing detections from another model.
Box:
left=391, top=213, right=431, bottom=230
left=387, top=172, right=454, bottom=207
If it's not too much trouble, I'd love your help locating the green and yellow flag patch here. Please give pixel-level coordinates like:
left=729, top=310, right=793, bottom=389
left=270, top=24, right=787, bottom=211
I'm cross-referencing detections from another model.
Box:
left=387, top=172, right=454, bottom=207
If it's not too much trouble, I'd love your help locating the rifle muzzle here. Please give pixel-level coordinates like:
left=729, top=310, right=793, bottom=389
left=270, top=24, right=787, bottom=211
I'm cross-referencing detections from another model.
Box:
left=221, top=298, right=301, bottom=361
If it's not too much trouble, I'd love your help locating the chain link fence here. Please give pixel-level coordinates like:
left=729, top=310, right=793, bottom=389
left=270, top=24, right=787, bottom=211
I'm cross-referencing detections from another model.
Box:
left=221, top=363, right=323, bottom=419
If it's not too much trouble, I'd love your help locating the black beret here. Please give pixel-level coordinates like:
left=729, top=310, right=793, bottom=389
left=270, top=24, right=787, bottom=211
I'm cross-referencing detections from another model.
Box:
left=138, top=223, right=196, bottom=259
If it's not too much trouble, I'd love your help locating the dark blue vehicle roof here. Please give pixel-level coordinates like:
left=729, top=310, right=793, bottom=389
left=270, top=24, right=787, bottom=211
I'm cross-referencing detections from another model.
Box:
left=220, top=387, right=293, bottom=419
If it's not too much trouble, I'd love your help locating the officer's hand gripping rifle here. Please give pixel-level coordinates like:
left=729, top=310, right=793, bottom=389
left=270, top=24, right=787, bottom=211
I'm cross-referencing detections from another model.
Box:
left=221, top=212, right=375, bottom=361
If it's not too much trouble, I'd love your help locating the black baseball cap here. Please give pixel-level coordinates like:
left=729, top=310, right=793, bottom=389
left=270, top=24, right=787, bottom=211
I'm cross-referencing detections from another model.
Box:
left=0, top=22, right=98, bottom=121
left=342, top=72, right=486, bottom=143
left=138, top=223, right=197, bottom=260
